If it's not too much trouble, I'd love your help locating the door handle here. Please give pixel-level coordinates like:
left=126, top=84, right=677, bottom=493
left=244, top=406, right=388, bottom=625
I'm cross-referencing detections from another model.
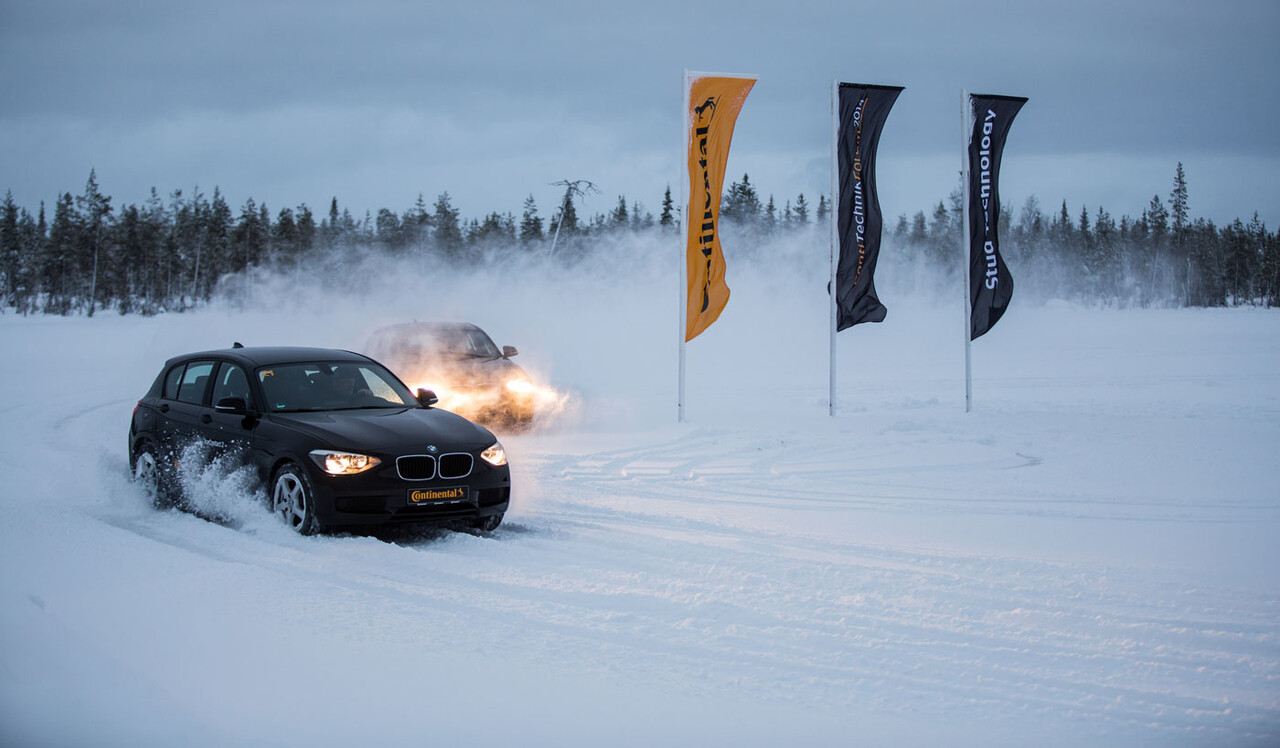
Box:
left=201, top=413, right=212, bottom=424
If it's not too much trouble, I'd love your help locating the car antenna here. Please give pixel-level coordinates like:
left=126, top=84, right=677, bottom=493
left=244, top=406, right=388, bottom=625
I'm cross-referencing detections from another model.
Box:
left=232, top=341, right=244, bottom=349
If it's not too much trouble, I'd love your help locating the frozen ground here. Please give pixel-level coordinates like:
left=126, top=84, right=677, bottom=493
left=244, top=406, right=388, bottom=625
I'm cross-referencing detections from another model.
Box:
left=1, top=249, right=1278, bottom=747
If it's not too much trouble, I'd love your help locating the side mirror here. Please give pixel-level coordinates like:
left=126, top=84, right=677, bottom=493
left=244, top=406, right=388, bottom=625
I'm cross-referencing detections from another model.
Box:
left=215, top=396, right=251, bottom=414
left=417, top=388, right=439, bottom=408
left=502, top=345, right=518, bottom=359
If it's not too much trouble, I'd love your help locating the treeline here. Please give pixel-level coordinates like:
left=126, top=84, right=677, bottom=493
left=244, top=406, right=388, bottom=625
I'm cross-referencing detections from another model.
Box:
left=885, top=164, right=1279, bottom=308
left=1, top=165, right=1277, bottom=315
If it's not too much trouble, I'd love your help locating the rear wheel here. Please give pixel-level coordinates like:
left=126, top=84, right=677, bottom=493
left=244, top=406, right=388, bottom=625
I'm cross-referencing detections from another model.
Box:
left=133, top=440, right=176, bottom=509
left=272, top=464, right=320, bottom=535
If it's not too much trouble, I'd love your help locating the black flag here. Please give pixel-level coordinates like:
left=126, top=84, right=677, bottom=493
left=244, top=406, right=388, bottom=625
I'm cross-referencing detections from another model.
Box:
left=966, top=93, right=1026, bottom=340
left=835, top=83, right=903, bottom=331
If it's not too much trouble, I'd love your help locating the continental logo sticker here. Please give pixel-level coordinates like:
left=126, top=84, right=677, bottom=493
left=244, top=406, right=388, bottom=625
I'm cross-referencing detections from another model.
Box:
left=409, top=486, right=467, bottom=504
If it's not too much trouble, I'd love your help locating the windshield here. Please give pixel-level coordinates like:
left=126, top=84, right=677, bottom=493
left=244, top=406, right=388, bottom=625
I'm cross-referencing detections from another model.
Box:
left=257, top=361, right=419, bottom=412
left=430, top=328, right=501, bottom=359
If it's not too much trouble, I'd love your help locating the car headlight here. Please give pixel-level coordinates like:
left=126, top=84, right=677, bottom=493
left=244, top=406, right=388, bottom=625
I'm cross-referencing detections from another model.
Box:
left=309, top=450, right=381, bottom=475
left=505, top=377, right=535, bottom=394
left=480, top=442, right=507, bottom=467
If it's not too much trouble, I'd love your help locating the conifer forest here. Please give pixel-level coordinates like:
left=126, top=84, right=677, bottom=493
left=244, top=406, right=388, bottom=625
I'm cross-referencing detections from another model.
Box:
left=1, top=164, right=1276, bottom=316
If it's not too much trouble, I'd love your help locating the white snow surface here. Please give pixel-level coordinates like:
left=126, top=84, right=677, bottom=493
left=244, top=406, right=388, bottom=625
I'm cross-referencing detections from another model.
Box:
left=2, top=243, right=1279, bottom=747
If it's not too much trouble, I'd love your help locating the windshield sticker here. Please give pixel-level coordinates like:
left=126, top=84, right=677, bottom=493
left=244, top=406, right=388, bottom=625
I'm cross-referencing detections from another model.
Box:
left=260, top=369, right=274, bottom=380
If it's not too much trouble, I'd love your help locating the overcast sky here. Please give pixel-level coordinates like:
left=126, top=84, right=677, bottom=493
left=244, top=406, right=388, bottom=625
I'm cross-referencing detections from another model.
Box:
left=3, top=0, right=1277, bottom=229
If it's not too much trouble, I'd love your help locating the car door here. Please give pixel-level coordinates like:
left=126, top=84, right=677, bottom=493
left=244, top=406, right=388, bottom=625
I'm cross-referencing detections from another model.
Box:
left=157, top=358, right=216, bottom=454
left=193, top=360, right=260, bottom=468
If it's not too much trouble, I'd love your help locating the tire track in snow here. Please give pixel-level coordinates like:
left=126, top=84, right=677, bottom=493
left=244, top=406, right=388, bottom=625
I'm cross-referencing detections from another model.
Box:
left=57, top=395, right=1280, bottom=744
left=517, top=430, right=1280, bottom=742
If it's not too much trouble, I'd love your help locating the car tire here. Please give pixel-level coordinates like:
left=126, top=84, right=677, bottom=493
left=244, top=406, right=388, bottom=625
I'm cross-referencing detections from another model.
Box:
left=272, top=464, right=321, bottom=535
left=133, top=439, right=177, bottom=509
left=472, top=513, right=503, bottom=533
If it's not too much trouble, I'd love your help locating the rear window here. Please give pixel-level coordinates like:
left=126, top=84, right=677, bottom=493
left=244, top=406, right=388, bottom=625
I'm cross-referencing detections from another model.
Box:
left=173, top=361, right=215, bottom=405
left=162, top=365, right=184, bottom=400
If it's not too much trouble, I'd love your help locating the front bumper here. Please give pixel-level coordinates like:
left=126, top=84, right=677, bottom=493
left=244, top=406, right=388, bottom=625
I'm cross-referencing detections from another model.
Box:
left=303, top=457, right=511, bottom=528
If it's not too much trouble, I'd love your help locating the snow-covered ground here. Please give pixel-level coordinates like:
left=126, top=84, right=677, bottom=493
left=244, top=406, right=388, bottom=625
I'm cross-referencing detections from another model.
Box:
left=2, top=244, right=1278, bottom=747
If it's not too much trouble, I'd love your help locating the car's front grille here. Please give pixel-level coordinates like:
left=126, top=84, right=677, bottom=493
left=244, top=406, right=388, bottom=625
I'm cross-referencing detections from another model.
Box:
left=396, top=455, right=436, bottom=480
left=438, top=453, right=473, bottom=479
left=396, top=453, right=473, bottom=480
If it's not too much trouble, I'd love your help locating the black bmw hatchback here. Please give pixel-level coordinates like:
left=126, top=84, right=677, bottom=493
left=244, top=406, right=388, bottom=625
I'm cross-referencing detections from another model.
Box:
left=129, top=346, right=511, bottom=534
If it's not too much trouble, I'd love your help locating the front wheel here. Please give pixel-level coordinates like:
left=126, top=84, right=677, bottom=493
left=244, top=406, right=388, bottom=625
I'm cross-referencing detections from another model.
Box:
left=471, top=513, right=503, bottom=533
left=272, top=464, right=321, bottom=535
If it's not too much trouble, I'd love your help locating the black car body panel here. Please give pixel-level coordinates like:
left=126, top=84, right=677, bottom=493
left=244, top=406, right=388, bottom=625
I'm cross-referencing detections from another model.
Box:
left=129, top=346, right=510, bottom=532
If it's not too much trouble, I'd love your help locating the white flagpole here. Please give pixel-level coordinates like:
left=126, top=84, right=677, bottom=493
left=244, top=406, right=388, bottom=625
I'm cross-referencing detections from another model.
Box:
left=961, top=89, right=973, bottom=413
left=678, top=69, right=690, bottom=423
left=829, top=80, right=840, bottom=417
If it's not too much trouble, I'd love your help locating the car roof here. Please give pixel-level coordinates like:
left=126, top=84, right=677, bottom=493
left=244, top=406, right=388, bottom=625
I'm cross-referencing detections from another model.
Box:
left=166, top=346, right=373, bottom=369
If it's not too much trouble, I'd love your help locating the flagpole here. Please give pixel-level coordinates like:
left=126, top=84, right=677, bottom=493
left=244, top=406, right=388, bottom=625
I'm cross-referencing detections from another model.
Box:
left=961, top=88, right=973, bottom=413
left=829, top=80, right=839, bottom=417
left=678, top=69, right=689, bottom=423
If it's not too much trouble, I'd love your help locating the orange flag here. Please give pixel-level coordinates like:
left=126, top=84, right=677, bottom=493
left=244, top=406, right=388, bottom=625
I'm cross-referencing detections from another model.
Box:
left=685, top=74, right=755, bottom=341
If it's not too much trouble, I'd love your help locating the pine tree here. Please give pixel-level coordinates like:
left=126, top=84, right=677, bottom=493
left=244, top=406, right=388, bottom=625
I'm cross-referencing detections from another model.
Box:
left=375, top=208, right=401, bottom=251
left=1, top=191, right=18, bottom=308
left=550, top=194, right=578, bottom=236
left=1187, top=217, right=1224, bottom=307
left=44, top=192, right=76, bottom=314
left=234, top=197, right=267, bottom=273
left=136, top=188, right=167, bottom=312
left=909, top=211, right=927, bottom=244
left=295, top=204, right=316, bottom=260
left=1014, top=195, right=1045, bottom=263
left=630, top=200, right=650, bottom=230
left=325, top=197, right=341, bottom=247
left=611, top=195, right=629, bottom=229
left=1169, top=163, right=1191, bottom=298
left=1091, top=206, right=1119, bottom=303
left=659, top=186, right=674, bottom=229
left=11, top=202, right=42, bottom=314
left=1265, top=225, right=1280, bottom=307
left=519, top=194, right=543, bottom=245
left=274, top=207, right=299, bottom=265
left=1170, top=163, right=1189, bottom=236
left=433, top=192, right=463, bottom=257
left=75, top=170, right=112, bottom=316
left=793, top=194, right=809, bottom=225
left=722, top=174, right=761, bottom=225
left=402, top=194, right=431, bottom=252
left=1146, top=194, right=1170, bottom=303
left=201, top=189, right=231, bottom=300
left=926, top=200, right=950, bottom=266
left=816, top=195, right=829, bottom=224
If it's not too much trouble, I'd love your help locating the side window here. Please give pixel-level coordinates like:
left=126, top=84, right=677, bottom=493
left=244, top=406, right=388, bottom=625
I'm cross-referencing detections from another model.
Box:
left=176, top=360, right=215, bottom=405
left=162, top=364, right=185, bottom=400
left=211, top=362, right=252, bottom=407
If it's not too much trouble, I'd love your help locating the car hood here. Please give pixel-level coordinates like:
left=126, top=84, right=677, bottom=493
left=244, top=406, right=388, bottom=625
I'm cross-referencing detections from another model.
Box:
left=411, top=356, right=527, bottom=386
left=269, top=407, right=495, bottom=453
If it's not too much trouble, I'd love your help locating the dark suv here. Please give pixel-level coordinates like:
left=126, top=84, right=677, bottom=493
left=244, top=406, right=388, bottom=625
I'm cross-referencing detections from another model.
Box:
left=129, top=345, right=510, bottom=534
